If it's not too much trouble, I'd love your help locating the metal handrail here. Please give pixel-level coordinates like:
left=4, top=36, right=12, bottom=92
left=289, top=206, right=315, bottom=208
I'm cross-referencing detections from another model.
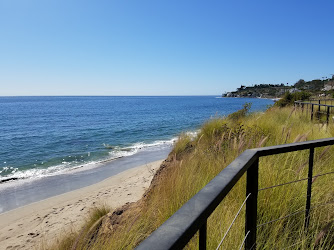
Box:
left=295, top=100, right=334, bottom=123
left=136, top=137, right=334, bottom=250
left=295, top=101, right=334, bottom=108
left=309, top=98, right=334, bottom=101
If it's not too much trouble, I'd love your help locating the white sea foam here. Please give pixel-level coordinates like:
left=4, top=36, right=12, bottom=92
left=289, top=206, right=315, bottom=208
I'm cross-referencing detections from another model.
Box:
left=107, top=137, right=177, bottom=159
left=185, top=130, right=200, bottom=139
left=0, top=132, right=197, bottom=184
left=0, top=162, right=72, bottom=183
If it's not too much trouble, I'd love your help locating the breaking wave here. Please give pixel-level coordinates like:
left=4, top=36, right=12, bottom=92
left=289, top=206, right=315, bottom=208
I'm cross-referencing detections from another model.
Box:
left=0, top=136, right=181, bottom=184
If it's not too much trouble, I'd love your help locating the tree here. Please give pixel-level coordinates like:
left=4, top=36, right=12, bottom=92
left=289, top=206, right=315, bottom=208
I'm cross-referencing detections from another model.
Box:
left=295, top=79, right=306, bottom=89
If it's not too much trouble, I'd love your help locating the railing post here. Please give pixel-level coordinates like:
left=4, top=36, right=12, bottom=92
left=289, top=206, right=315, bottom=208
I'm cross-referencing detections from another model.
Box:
left=326, top=106, right=330, bottom=125
left=199, top=221, right=207, bottom=250
left=311, top=104, right=314, bottom=120
left=304, top=147, right=314, bottom=230
left=318, top=100, right=321, bottom=119
left=245, top=158, right=259, bottom=250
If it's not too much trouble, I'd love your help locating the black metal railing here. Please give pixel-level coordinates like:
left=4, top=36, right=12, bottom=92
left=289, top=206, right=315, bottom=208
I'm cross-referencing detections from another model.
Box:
left=295, top=99, right=334, bottom=124
left=136, top=137, right=334, bottom=250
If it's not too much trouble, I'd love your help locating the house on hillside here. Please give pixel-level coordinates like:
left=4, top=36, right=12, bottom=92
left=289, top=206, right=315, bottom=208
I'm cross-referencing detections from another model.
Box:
left=322, top=81, right=334, bottom=91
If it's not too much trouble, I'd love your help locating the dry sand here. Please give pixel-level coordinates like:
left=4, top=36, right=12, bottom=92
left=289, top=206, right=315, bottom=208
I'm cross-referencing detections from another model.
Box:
left=0, top=160, right=163, bottom=250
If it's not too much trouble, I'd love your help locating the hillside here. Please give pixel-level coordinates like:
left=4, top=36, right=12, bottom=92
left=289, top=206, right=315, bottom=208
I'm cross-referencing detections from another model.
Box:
left=223, top=76, right=334, bottom=98
left=50, top=105, right=334, bottom=249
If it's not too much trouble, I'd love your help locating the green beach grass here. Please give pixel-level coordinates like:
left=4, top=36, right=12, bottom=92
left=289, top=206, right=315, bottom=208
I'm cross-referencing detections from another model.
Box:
left=48, top=105, right=334, bottom=249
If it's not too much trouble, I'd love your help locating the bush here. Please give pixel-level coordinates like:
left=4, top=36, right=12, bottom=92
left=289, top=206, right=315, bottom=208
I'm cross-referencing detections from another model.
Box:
left=227, top=102, right=252, bottom=120
left=274, top=91, right=311, bottom=107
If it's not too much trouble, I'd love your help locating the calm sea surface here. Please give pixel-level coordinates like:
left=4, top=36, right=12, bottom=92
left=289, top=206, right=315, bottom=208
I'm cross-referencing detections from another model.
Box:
left=0, top=96, right=273, bottom=183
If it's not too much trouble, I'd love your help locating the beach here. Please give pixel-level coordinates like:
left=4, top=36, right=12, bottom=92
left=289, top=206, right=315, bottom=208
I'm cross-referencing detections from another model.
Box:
left=0, top=160, right=162, bottom=250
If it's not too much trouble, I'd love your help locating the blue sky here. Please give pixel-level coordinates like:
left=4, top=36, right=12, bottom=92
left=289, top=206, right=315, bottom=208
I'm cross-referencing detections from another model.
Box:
left=1, top=0, right=333, bottom=96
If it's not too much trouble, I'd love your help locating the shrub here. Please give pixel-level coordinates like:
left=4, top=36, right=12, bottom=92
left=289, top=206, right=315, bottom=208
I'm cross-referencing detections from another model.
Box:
left=227, top=102, right=252, bottom=120
left=275, top=91, right=311, bottom=107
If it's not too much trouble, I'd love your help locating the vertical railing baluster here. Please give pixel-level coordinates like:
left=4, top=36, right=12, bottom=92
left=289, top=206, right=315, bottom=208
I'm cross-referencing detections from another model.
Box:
left=245, top=158, right=259, bottom=250
left=311, top=104, right=314, bottom=120
left=199, top=220, right=207, bottom=250
left=304, top=147, right=314, bottom=230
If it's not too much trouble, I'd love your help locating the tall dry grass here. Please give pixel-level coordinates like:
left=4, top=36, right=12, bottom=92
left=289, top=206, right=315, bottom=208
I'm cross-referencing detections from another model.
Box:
left=50, top=106, right=334, bottom=249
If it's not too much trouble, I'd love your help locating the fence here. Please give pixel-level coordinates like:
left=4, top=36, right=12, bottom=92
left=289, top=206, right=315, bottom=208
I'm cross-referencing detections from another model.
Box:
left=295, top=99, right=334, bottom=124
left=309, top=99, right=334, bottom=106
left=136, top=137, right=334, bottom=250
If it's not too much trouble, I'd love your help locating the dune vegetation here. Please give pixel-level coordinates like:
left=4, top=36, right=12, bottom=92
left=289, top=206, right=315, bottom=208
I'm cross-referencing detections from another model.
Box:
left=48, top=105, right=334, bottom=249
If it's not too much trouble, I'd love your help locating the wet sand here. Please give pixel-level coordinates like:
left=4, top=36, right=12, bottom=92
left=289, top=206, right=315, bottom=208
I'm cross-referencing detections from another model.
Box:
left=0, top=160, right=162, bottom=250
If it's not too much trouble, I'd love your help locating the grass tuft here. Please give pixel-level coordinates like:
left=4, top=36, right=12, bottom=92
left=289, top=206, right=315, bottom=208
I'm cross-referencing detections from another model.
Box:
left=46, top=205, right=111, bottom=250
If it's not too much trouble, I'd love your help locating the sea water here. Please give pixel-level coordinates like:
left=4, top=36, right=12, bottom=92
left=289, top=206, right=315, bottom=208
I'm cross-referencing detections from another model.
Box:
left=0, top=96, right=273, bottom=183
left=0, top=96, right=273, bottom=212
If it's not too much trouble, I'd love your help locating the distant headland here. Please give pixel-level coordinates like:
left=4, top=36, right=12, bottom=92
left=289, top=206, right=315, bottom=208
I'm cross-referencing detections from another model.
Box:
left=223, top=75, right=334, bottom=99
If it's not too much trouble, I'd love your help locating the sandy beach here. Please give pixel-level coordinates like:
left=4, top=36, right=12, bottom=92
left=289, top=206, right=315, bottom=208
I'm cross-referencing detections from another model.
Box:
left=0, top=160, right=163, bottom=250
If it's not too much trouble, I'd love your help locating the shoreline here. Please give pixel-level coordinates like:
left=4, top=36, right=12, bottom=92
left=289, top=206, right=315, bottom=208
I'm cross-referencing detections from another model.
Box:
left=0, top=159, right=163, bottom=250
left=0, top=137, right=176, bottom=184
left=0, top=146, right=171, bottom=213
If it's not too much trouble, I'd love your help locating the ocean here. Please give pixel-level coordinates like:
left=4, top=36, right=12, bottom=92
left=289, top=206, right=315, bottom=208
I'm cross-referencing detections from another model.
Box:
left=0, top=96, right=273, bottom=212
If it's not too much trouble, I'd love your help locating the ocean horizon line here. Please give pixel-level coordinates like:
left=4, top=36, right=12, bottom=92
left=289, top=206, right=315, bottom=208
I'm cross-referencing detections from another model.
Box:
left=0, top=95, right=222, bottom=98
